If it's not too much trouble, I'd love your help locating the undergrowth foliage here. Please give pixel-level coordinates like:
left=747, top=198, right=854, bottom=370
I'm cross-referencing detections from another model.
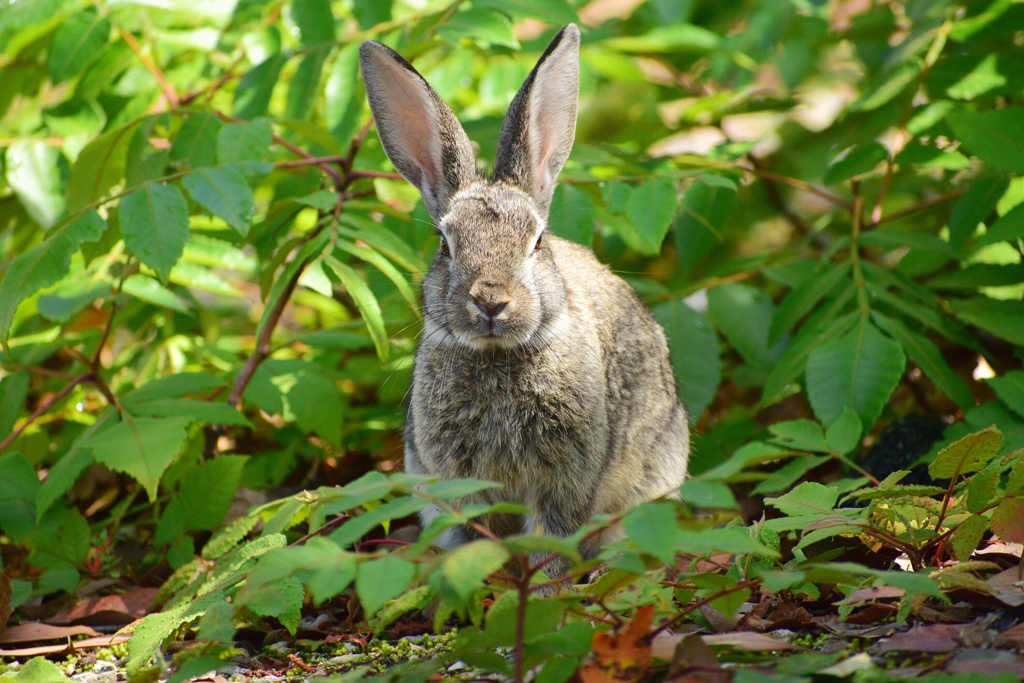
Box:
left=1, top=0, right=1024, bottom=681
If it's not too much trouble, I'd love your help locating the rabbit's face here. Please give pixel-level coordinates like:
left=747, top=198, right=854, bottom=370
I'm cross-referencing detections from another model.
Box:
left=423, top=183, right=568, bottom=350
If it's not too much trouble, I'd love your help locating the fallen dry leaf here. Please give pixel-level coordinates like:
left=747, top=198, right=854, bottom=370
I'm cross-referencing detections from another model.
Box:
left=876, top=624, right=962, bottom=653
left=994, top=623, right=1024, bottom=650
left=47, top=587, right=157, bottom=626
left=987, top=567, right=1024, bottom=607
left=579, top=604, right=654, bottom=683
left=653, top=630, right=800, bottom=658
left=0, top=623, right=101, bottom=644
left=0, top=633, right=130, bottom=657
left=666, top=633, right=720, bottom=677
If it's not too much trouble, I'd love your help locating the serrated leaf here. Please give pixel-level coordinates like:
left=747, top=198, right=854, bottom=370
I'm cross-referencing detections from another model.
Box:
left=651, top=298, right=721, bottom=423
left=202, top=515, right=259, bottom=560
left=291, top=0, right=335, bottom=45
left=324, top=42, right=362, bottom=146
left=239, top=575, right=304, bottom=633
left=125, top=398, right=250, bottom=426
left=85, top=417, right=192, bottom=502
left=768, top=420, right=826, bottom=452
left=218, top=121, right=273, bottom=165
left=233, top=53, right=288, bottom=120
left=823, top=142, right=889, bottom=185
left=708, top=283, right=783, bottom=370
left=680, top=479, right=738, bottom=509
left=437, top=8, right=518, bottom=48
left=171, top=113, right=222, bottom=169
left=1008, top=453, right=1024, bottom=494
left=966, top=462, right=1000, bottom=514
left=373, top=585, right=434, bottom=635
left=440, top=540, right=510, bottom=600
left=286, top=47, right=328, bottom=121
left=826, top=408, right=862, bottom=455
left=948, top=175, right=1008, bottom=246
left=674, top=175, right=736, bottom=274
left=182, top=166, right=254, bottom=236
left=946, top=516, right=987, bottom=565
left=0, top=210, right=105, bottom=344
left=764, top=481, right=839, bottom=517
left=988, top=371, right=1024, bottom=420
left=325, top=256, right=388, bottom=362
left=0, top=371, right=29, bottom=442
left=47, top=8, right=110, bottom=83
left=872, top=312, right=975, bottom=411
left=548, top=184, right=594, bottom=247
left=990, top=497, right=1024, bottom=543
left=120, top=182, right=189, bottom=284
left=805, top=321, right=906, bottom=427
left=0, top=657, right=72, bottom=683
left=929, top=425, right=1002, bottom=480
left=948, top=297, right=1024, bottom=346
left=66, top=120, right=141, bottom=212
left=126, top=591, right=225, bottom=675
left=769, top=261, right=851, bottom=346
left=623, top=178, right=677, bottom=256
left=356, top=555, right=416, bottom=617
left=947, top=107, right=1024, bottom=173
left=622, top=501, right=682, bottom=564
left=154, top=456, right=248, bottom=545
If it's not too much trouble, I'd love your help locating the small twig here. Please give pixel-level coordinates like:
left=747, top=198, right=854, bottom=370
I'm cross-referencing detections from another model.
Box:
left=513, top=555, right=531, bottom=683
left=289, top=514, right=351, bottom=547
left=739, top=165, right=854, bottom=212
left=275, top=156, right=349, bottom=170
left=119, top=28, right=180, bottom=107
left=648, top=580, right=759, bottom=640
left=868, top=189, right=965, bottom=228
left=0, top=372, right=92, bottom=452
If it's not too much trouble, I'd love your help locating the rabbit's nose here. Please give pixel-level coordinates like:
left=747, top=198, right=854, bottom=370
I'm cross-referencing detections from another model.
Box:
left=473, top=299, right=508, bottom=319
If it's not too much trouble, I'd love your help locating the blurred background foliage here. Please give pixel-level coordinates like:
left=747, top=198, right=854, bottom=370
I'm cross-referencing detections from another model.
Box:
left=0, top=0, right=1023, bottom=603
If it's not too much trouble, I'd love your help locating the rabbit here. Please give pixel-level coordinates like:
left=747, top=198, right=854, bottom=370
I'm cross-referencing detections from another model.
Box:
left=359, top=24, right=689, bottom=577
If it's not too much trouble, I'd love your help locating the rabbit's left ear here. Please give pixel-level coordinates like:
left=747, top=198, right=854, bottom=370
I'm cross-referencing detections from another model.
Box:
left=494, top=24, right=580, bottom=216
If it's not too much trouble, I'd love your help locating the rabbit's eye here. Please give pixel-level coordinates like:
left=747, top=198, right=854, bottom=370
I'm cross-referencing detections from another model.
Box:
left=533, top=234, right=543, bottom=252
left=439, top=236, right=450, bottom=257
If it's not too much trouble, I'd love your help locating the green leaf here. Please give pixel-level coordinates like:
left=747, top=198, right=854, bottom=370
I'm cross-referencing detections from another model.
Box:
left=325, top=256, right=388, bottom=362
left=5, top=141, right=65, bottom=228
left=373, top=585, right=435, bottom=634
left=0, top=657, right=72, bottom=683
left=948, top=296, right=1024, bottom=345
left=548, top=184, right=594, bottom=247
left=424, top=479, right=503, bottom=501
left=977, top=202, right=1024, bottom=247
left=35, top=443, right=96, bottom=520
left=335, top=240, right=418, bottom=316
left=769, top=261, right=851, bottom=346
left=437, top=9, right=518, bottom=49
left=0, top=371, right=29, bottom=442
left=217, top=120, right=273, bottom=165
left=182, top=166, right=254, bottom=236
left=966, top=462, right=1000, bottom=514
left=947, top=107, right=1024, bottom=173
left=120, top=182, right=190, bottom=284
left=950, top=514, right=988, bottom=562
left=603, top=24, right=720, bottom=53
left=121, top=274, right=190, bottom=313
left=764, top=481, right=839, bottom=517
left=623, top=501, right=682, bottom=564
left=440, top=540, right=510, bottom=600
left=988, top=371, right=1024, bottom=420
left=823, top=142, right=888, bottom=185
left=0, top=210, right=105, bottom=344
left=285, top=47, right=329, bottom=121
left=680, top=480, right=738, bottom=509
left=707, top=283, right=783, bottom=370
left=356, top=555, right=416, bottom=617
left=324, top=43, right=363, bottom=146
left=805, top=322, right=906, bottom=427
left=240, top=575, right=304, bottom=633
left=66, top=121, right=141, bottom=212
left=472, top=0, right=577, bottom=23
left=851, top=59, right=922, bottom=111
left=674, top=176, right=736, bottom=273
left=768, top=420, right=826, bottom=452
left=46, top=8, right=110, bottom=83
left=871, top=312, right=974, bottom=411
left=651, top=298, right=721, bottom=423
left=990, top=497, right=1024, bottom=543
left=170, top=113, right=222, bottom=169
left=291, top=0, right=335, bottom=45
left=825, top=408, right=862, bottom=456
left=623, top=178, right=677, bottom=256
left=154, top=456, right=248, bottom=545
left=124, top=399, right=249, bottom=426
left=85, top=417, right=192, bottom=502
left=929, top=426, right=1002, bottom=480
left=233, top=53, right=288, bottom=120
left=948, top=175, right=1008, bottom=246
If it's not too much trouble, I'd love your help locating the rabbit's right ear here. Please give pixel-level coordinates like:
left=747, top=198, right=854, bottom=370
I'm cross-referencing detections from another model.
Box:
left=359, top=42, right=477, bottom=221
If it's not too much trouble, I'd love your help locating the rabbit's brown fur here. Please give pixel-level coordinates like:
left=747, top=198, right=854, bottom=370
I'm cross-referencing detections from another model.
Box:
left=360, top=25, right=689, bottom=570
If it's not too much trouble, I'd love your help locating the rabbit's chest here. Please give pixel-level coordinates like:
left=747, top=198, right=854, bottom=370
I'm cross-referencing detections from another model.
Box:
left=414, top=353, right=605, bottom=485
